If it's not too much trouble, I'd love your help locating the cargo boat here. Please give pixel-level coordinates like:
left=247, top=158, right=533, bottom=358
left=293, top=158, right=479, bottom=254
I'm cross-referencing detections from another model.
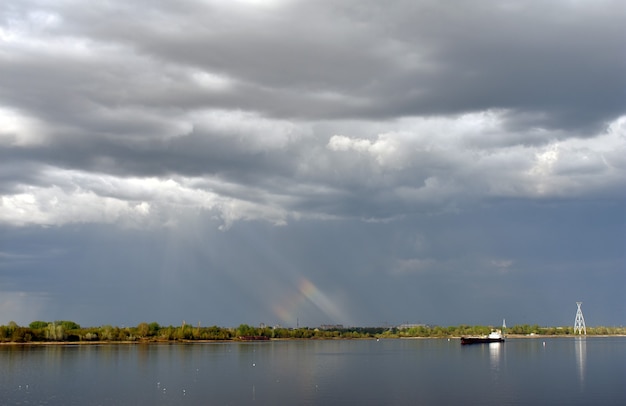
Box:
left=460, top=330, right=504, bottom=345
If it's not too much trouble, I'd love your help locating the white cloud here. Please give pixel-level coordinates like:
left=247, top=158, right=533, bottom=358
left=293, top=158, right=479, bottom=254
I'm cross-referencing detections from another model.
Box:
left=327, top=135, right=372, bottom=153
left=326, top=113, right=626, bottom=201
left=0, top=169, right=290, bottom=229
left=0, top=186, right=144, bottom=226
left=523, top=119, right=626, bottom=197
left=2, top=114, right=623, bottom=228
left=190, top=69, right=233, bottom=91
left=0, top=107, right=47, bottom=145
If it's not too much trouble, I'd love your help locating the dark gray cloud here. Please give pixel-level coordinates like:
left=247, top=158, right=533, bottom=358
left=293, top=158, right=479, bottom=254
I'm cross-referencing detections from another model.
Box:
left=0, top=0, right=624, bottom=326
left=3, top=0, right=623, bottom=126
left=1, top=201, right=623, bottom=327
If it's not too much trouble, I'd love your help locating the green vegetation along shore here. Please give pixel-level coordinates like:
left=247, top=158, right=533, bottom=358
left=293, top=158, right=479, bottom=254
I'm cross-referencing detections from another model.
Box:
left=0, top=321, right=624, bottom=343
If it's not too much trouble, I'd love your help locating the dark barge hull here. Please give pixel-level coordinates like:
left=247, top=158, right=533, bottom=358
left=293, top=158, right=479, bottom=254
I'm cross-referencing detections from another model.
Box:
left=239, top=336, right=270, bottom=341
left=460, top=337, right=505, bottom=345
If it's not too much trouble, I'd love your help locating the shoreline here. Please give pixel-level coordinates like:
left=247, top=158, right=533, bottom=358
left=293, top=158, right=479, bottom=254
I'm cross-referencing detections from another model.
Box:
left=1, top=334, right=624, bottom=346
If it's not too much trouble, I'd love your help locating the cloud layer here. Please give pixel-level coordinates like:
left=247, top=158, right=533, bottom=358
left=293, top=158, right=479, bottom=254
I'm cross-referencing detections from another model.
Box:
left=1, top=0, right=624, bottom=327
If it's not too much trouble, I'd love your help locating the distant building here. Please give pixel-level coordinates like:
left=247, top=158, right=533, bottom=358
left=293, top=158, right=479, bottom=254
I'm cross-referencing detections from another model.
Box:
left=397, top=323, right=426, bottom=330
left=320, top=324, right=344, bottom=330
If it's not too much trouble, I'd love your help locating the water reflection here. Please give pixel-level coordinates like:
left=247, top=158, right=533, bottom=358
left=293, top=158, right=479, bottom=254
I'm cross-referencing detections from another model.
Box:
left=489, top=342, right=502, bottom=371
left=575, top=337, right=586, bottom=385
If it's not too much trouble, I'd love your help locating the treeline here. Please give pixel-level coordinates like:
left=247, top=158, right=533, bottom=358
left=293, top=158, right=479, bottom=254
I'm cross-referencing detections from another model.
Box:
left=0, top=321, right=624, bottom=343
left=392, top=324, right=626, bottom=337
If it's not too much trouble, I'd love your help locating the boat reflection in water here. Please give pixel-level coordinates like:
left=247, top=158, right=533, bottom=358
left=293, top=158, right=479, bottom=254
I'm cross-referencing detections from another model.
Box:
left=489, top=342, right=502, bottom=371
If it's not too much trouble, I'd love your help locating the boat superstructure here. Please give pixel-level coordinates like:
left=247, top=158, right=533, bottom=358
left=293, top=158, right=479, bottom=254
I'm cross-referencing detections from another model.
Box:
left=460, top=320, right=506, bottom=345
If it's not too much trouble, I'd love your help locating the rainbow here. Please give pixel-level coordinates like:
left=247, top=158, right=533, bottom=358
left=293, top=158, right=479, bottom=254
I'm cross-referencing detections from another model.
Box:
left=273, top=277, right=348, bottom=326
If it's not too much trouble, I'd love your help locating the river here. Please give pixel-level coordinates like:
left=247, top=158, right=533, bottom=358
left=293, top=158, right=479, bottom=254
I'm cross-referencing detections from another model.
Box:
left=1, top=336, right=624, bottom=405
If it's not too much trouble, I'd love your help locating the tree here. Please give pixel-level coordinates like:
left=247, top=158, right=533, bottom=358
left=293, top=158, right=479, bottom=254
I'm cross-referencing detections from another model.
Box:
left=11, top=327, right=33, bottom=343
left=236, top=324, right=256, bottom=337
left=29, top=321, right=49, bottom=329
left=148, top=322, right=160, bottom=336
left=56, top=320, right=80, bottom=330
left=136, top=323, right=150, bottom=338
left=100, top=325, right=115, bottom=341
left=45, top=323, right=66, bottom=341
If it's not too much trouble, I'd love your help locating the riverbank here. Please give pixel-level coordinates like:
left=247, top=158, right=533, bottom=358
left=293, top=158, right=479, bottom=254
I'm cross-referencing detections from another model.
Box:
left=3, top=321, right=624, bottom=343
left=2, top=334, right=624, bottom=346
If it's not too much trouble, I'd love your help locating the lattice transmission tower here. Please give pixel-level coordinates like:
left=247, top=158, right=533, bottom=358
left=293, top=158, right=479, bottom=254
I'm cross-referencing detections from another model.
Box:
left=574, top=302, right=586, bottom=335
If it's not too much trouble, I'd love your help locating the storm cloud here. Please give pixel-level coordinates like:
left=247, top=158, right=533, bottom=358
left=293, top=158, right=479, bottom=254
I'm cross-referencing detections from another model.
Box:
left=1, top=0, right=624, bottom=327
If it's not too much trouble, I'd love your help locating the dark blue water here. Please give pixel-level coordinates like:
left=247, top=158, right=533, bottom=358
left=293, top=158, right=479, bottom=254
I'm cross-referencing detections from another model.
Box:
left=0, top=337, right=624, bottom=405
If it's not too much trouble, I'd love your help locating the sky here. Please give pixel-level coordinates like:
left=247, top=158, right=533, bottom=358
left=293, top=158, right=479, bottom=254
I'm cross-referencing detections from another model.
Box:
left=0, top=0, right=624, bottom=329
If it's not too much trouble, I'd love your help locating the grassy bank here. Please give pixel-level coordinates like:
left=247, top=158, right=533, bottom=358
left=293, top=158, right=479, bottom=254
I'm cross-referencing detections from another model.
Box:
left=1, top=321, right=624, bottom=344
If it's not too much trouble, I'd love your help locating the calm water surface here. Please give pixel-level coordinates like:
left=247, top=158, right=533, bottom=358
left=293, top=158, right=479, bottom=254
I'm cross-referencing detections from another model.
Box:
left=1, top=337, right=624, bottom=405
